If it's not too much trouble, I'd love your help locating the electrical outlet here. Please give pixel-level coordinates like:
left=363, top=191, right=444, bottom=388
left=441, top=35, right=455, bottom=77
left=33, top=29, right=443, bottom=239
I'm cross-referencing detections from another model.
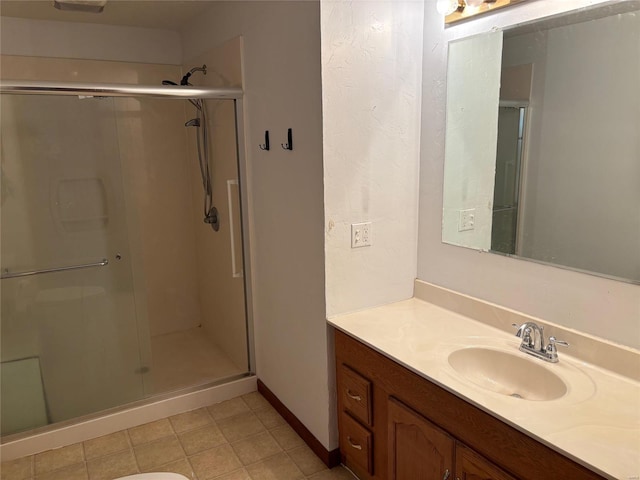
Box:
left=458, top=208, right=475, bottom=232
left=351, top=222, right=372, bottom=248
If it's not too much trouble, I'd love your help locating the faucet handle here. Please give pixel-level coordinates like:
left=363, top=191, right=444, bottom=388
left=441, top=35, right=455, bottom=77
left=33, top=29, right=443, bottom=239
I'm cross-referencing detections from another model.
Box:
left=546, top=336, right=569, bottom=362
left=548, top=336, right=569, bottom=349
left=547, top=337, right=569, bottom=354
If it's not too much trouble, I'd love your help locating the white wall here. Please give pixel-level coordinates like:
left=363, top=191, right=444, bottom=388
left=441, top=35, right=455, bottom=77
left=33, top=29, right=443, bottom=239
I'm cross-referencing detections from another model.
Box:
left=418, top=0, right=640, bottom=349
left=180, top=1, right=332, bottom=448
left=322, top=0, right=425, bottom=317
left=0, top=16, right=181, bottom=64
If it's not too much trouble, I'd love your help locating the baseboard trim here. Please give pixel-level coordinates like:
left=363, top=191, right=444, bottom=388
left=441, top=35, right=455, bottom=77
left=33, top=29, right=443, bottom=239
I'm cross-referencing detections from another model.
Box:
left=257, top=379, right=340, bottom=468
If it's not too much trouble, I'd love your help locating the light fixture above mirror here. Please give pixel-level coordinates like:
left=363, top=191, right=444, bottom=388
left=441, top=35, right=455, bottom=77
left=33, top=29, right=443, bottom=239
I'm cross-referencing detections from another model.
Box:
left=445, top=0, right=527, bottom=25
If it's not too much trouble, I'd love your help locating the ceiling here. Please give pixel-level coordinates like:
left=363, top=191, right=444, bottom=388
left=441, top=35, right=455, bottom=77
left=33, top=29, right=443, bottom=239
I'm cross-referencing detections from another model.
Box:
left=0, top=1, right=216, bottom=30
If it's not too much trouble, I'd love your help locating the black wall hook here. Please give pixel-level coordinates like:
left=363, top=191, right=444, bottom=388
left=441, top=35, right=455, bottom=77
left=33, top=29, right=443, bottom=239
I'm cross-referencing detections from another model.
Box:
left=259, top=130, right=270, bottom=151
left=281, top=128, right=293, bottom=151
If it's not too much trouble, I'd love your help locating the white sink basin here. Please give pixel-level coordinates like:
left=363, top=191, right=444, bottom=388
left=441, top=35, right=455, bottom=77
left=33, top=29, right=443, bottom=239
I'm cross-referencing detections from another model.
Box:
left=448, top=347, right=567, bottom=401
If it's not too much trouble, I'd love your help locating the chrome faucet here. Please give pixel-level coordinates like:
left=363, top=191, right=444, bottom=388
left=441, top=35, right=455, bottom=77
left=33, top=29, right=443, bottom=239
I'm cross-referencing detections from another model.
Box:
left=512, top=322, right=569, bottom=363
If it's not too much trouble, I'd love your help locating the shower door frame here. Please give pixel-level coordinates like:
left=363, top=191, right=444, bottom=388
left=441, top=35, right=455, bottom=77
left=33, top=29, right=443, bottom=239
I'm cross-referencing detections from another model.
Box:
left=0, top=80, right=257, bottom=437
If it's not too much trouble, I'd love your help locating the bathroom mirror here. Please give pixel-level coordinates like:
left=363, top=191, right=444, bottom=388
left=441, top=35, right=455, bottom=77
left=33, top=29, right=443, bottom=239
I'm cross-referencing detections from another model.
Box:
left=441, top=2, right=640, bottom=284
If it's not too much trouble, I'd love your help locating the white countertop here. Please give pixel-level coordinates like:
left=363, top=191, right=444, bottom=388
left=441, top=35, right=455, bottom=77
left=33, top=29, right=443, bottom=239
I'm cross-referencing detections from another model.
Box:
left=328, top=297, right=640, bottom=480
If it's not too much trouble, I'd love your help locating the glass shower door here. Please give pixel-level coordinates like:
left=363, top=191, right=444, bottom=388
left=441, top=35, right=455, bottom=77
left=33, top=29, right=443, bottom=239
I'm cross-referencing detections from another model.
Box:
left=491, top=105, right=526, bottom=255
left=0, top=94, right=148, bottom=435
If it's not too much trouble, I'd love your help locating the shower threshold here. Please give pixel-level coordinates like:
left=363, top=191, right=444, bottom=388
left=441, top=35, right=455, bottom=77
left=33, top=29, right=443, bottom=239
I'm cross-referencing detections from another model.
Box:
left=0, top=373, right=256, bottom=461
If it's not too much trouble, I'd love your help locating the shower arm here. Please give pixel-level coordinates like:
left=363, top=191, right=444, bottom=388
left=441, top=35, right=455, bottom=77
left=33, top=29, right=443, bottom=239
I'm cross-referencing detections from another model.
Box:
left=181, top=65, right=207, bottom=86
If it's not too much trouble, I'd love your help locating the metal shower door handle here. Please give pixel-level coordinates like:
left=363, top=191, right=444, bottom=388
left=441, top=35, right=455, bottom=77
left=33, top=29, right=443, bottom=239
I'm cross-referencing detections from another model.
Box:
left=1, top=258, right=109, bottom=279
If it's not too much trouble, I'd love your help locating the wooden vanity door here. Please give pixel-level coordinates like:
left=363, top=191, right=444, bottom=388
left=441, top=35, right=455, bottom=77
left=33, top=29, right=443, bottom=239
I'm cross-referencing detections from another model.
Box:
left=455, top=444, right=517, bottom=480
left=388, top=397, right=454, bottom=480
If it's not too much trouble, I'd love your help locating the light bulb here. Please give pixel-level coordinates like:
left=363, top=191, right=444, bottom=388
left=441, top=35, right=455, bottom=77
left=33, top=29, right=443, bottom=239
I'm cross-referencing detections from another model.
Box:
left=437, top=0, right=459, bottom=16
left=465, top=0, right=485, bottom=7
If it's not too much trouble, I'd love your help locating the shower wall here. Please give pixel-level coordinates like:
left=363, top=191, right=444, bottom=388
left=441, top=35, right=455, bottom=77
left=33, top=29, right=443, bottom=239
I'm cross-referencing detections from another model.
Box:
left=184, top=37, right=249, bottom=371
left=1, top=55, right=203, bottom=339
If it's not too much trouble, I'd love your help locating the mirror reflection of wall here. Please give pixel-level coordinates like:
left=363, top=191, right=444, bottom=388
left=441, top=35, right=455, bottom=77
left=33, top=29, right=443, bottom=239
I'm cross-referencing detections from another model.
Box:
left=442, top=30, right=503, bottom=252
left=442, top=3, right=640, bottom=284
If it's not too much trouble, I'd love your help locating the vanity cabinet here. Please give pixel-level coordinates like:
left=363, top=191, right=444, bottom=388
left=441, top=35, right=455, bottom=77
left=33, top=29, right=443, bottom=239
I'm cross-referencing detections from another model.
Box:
left=335, top=329, right=605, bottom=480
left=455, top=444, right=516, bottom=480
left=387, top=397, right=454, bottom=480
left=387, top=395, right=515, bottom=480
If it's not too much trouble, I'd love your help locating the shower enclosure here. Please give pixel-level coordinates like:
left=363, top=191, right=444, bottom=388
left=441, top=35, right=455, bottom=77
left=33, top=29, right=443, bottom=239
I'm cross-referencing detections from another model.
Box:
left=0, top=80, right=253, bottom=438
left=491, top=104, right=527, bottom=255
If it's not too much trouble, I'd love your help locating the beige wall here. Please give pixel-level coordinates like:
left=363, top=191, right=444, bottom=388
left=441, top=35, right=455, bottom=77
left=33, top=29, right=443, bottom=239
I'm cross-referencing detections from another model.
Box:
left=0, top=16, right=181, bottom=64
left=184, top=38, right=249, bottom=371
left=181, top=1, right=329, bottom=448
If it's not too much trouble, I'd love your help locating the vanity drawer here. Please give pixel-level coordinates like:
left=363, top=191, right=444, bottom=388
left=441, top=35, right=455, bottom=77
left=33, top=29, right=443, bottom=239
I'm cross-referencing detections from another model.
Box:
left=339, top=364, right=373, bottom=426
left=340, top=411, right=373, bottom=475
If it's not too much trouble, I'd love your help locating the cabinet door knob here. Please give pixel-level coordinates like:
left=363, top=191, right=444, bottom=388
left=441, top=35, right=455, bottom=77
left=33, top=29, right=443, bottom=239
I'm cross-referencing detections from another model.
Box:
left=442, top=469, right=450, bottom=480
left=347, top=436, right=363, bottom=450
left=346, top=389, right=362, bottom=401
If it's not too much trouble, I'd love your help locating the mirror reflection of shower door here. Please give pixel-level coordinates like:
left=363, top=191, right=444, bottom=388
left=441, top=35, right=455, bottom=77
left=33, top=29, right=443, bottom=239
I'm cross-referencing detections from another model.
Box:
left=491, top=105, right=527, bottom=255
left=0, top=94, right=148, bottom=435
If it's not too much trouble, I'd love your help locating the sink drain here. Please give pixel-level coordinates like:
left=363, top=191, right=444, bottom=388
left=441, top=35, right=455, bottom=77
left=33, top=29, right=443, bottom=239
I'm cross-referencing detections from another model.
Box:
left=510, top=393, right=523, bottom=399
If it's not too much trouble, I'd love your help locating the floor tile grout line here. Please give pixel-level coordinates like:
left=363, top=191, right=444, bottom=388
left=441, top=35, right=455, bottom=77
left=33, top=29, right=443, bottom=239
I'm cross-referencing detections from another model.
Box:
left=163, top=413, right=192, bottom=474
left=169, top=424, right=195, bottom=477
left=124, top=429, right=134, bottom=452
left=31, top=443, right=86, bottom=478
left=206, top=407, right=253, bottom=424
left=127, top=420, right=175, bottom=448
left=133, top=432, right=188, bottom=473
left=79, top=451, right=89, bottom=479
left=284, top=446, right=331, bottom=479
left=80, top=440, right=87, bottom=468
left=227, top=431, right=284, bottom=469
left=169, top=408, right=217, bottom=437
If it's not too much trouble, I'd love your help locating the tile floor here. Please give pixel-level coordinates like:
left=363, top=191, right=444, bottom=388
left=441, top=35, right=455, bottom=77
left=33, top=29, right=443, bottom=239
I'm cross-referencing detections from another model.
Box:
left=1, top=392, right=356, bottom=480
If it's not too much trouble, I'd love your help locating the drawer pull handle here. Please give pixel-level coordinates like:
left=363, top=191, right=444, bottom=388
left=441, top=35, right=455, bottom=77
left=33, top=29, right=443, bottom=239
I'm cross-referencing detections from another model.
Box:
left=347, top=436, right=362, bottom=450
left=346, top=389, right=362, bottom=401
left=442, top=469, right=450, bottom=480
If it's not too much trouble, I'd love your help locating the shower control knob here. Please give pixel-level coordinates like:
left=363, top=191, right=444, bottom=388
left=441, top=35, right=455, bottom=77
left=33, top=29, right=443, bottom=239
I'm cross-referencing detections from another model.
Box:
left=115, top=254, right=122, bottom=260
left=206, top=207, right=220, bottom=232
